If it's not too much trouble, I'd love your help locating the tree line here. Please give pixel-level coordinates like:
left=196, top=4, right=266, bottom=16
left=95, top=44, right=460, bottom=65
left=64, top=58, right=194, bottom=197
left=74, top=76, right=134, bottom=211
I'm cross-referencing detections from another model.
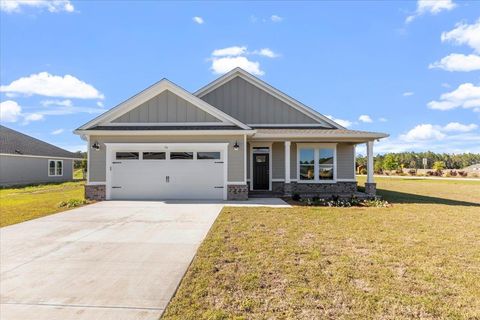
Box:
left=356, top=151, right=480, bottom=171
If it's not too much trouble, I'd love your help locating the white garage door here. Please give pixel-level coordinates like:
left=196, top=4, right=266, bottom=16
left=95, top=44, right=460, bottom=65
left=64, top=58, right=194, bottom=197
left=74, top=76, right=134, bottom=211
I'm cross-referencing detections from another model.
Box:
left=108, top=144, right=226, bottom=200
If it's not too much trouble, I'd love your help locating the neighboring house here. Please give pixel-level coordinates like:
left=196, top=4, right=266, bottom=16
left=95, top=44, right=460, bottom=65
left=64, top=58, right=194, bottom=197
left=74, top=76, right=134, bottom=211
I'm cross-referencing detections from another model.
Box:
left=75, top=68, right=388, bottom=201
left=463, top=163, right=480, bottom=172
left=0, top=126, right=82, bottom=186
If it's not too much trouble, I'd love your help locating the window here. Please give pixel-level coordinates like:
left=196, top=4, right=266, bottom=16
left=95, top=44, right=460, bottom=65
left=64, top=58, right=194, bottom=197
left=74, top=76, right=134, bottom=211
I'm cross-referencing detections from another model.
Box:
left=197, top=152, right=220, bottom=160
left=298, top=144, right=336, bottom=182
left=143, top=152, right=166, bottom=160
left=299, top=149, right=315, bottom=180
left=170, top=152, right=193, bottom=160
left=48, top=160, right=63, bottom=176
left=253, top=147, right=269, bottom=154
left=116, top=152, right=139, bottom=160
left=318, top=149, right=334, bottom=180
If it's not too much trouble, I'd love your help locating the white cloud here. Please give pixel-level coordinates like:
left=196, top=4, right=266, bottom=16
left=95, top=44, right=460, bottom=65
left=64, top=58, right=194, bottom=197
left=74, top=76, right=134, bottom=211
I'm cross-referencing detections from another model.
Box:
left=212, top=46, right=247, bottom=57
left=0, top=0, right=74, bottom=13
left=400, top=124, right=446, bottom=141
left=406, top=0, right=456, bottom=23
left=41, top=99, right=73, bottom=107
left=97, top=101, right=104, bottom=107
left=192, top=16, right=204, bottom=24
left=51, top=128, right=64, bottom=135
left=0, top=100, right=22, bottom=123
left=429, top=53, right=480, bottom=72
left=441, top=18, right=480, bottom=53
left=254, top=48, right=279, bottom=58
left=358, top=115, right=373, bottom=123
left=23, top=113, right=44, bottom=123
left=403, top=91, right=414, bottom=96
left=379, top=117, right=388, bottom=122
left=0, top=72, right=104, bottom=99
left=428, top=83, right=480, bottom=111
left=270, top=15, right=283, bottom=22
left=442, top=122, right=478, bottom=132
left=211, top=56, right=264, bottom=76
left=326, top=115, right=352, bottom=128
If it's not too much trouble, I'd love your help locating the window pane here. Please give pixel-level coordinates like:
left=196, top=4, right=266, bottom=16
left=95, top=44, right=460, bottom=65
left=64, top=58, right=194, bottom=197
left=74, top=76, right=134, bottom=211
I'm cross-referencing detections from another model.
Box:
left=116, top=152, right=139, bottom=160
left=143, top=152, right=166, bottom=160
left=299, top=149, right=314, bottom=165
left=300, top=165, right=315, bottom=180
left=253, top=147, right=269, bottom=154
left=49, top=160, right=55, bottom=175
left=56, top=161, right=62, bottom=175
left=319, top=167, right=333, bottom=180
left=255, top=155, right=267, bottom=163
left=319, top=149, right=334, bottom=165
left=170, top=152, right=193, bottom=160
left=197, top=152, right=220, bottom=160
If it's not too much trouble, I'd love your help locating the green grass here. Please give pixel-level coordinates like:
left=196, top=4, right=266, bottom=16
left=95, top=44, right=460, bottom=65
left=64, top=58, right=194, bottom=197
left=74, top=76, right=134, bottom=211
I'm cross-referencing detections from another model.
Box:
left=163, top=178, right=480, bottom=319
left=73, top=168, right=85, bottom=180
left=0, top=181, right=85, bottom=227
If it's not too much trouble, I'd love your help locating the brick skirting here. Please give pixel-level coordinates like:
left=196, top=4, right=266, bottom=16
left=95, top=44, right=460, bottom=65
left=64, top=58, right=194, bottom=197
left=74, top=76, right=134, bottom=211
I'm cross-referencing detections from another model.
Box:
left=227, top=184, right=248, bottom=200
left=85, top=184, right=106, bottom=201
left=273, top=181, right=358, bottom=197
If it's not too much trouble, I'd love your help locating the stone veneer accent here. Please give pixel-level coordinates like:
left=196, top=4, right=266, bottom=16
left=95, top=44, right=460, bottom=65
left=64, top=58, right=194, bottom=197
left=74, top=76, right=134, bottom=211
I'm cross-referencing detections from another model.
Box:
left=273, top=181, right=358, bottom=197
left=85, top=184, right=106, bottom=201
left=227, top=184, right=248, bottom=200
left=364, top=182, right=377, bottom=196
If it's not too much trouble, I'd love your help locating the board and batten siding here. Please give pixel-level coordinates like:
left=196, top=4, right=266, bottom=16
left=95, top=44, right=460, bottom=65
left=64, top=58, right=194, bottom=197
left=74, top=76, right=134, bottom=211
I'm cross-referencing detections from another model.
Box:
left=0, top=155, right=73, bottom=186
left=200, top=77, right=327, bottom=125
left=112, top=90, right=221, bottom=123
left=88, top=135, right=245, bottom=183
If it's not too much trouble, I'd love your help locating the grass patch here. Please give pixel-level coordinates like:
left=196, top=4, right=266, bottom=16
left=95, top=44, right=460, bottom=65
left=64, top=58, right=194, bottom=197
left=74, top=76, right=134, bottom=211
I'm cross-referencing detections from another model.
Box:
left=163, top=178, right=480, bottom=319
left=73, top=168, right=84, bottom=180
left=0, top=181, right=85, bottom=227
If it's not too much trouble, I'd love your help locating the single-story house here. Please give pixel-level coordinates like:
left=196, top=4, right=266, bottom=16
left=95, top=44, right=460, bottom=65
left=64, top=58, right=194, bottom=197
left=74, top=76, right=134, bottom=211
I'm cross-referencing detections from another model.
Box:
left=75, top=68, right=388, bottom=201
left=0, top=125, right=82, bottom=186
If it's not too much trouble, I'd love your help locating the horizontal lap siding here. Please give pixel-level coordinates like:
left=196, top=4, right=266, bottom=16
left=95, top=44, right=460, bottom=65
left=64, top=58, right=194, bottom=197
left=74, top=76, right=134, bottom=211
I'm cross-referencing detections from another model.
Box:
left=88, top=135, right=245, bottom=183
left=272, top=142, right=285, bottom=179
left=336, top=143, right=355, bottom=180
left=112, top=90, right=220, bottom=123
left=0, top=156, right=73, bottom=186
left=200, top=77, right=321, bottom=125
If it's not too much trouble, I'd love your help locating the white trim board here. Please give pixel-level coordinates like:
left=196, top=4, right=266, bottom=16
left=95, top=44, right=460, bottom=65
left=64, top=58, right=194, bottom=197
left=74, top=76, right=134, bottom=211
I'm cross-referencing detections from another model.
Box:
left=194, top=67, right=344, bottom=129
left=0, top=153, right=81, bottom=161
left=249, top=142, right=273, bottom=191
left=76, top=79, right=251, bottom=131
left=75, top=129, right=256, bottom=136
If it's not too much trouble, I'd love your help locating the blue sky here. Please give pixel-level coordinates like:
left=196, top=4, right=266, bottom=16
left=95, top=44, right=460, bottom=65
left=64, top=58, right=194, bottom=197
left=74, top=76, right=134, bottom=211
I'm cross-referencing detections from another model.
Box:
left=1, top=0, right=479, bottom=154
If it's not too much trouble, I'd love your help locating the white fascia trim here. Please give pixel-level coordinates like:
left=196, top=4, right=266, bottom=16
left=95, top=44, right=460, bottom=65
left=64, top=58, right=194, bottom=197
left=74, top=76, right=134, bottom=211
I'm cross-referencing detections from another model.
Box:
left=104, top=122, right=233, bottom=126
left=337, top=179, right=357, bottom=182
left=75, top=129, right=256, bottom=136
left=0, top=153, right=81, bottom=161
left=77, top=79, right=251, bottom=131
left=251, top=133, right=389, bottom=140
left=227, top=181, right=247, bottom=185
left=194, top=68, right=344, bottom=129
left=248, top=124, right=329, bottom=128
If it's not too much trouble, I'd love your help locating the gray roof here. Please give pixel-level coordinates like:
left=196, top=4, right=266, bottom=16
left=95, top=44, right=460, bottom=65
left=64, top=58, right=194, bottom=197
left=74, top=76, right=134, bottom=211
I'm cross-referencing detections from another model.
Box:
left=87, top=125, right=245, bottom=131
left=253, top=128, right=389, bottom=139
left=0, top=126, right=82, bottom=159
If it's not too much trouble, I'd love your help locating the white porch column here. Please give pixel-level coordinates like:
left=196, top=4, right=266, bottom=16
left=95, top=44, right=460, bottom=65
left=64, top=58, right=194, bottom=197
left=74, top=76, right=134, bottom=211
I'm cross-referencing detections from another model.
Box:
left=367, top=140, right=374, bottom=183
left=285, top=141, right=291, bottom=183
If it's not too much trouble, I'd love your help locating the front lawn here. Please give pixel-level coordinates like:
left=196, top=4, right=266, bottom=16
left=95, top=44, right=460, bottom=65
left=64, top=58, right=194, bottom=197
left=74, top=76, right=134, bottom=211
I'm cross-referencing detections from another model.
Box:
left=163, top=178, right=480, bottom=319
left=0, top=181, right=85, bottom=227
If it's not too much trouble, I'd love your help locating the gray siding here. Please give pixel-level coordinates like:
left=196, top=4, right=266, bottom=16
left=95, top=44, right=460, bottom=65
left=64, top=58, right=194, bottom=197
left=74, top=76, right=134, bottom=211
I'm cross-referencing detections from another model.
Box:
left=0, top=155, right=73, bottom=186
left=272, top=142, right=285, bottom=179
left=336, top=143, right=355, bottom=180
left=112, top=90, right=221, bottom=123
left=200, top=77, right=328, bottom=125
left=88, top=135, right=245, bottom=183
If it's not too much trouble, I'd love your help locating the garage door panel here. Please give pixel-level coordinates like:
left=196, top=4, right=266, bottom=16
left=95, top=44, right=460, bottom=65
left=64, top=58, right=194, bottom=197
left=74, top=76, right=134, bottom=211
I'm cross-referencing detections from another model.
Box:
left=109, top=147, right=225, bottom=200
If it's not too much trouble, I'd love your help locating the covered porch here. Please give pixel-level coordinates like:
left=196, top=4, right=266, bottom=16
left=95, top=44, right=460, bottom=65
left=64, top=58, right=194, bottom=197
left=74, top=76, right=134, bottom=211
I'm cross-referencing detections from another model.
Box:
left=245, top=128, right=384, bottom=199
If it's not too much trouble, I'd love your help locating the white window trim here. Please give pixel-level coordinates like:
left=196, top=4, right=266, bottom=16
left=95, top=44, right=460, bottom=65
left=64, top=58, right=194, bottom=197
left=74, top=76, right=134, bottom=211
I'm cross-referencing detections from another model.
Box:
left=296, top=143, right=337, bottom=183
left=48, top=159, right=64, bottom=177
left=249, top=142, right=272, bottom=191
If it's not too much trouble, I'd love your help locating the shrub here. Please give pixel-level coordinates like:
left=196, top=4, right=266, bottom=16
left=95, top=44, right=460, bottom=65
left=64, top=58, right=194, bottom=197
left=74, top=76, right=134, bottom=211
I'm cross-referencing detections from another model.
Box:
left=408, top=169, right=416, bottom=176
left=58, top=199, right=88, bottom=208
left=300, top=196, right=390, bottom=208
left=292, top=193, right=301, bottom=201
left=433, top=161, right=446, bottom=171
left=360, top=168, right=367, bottom=175
left=383, top=154, right=399, bottom=171
left=458, top=171, right=468, bottom=177
left=426, top=171, right=434, bottom=176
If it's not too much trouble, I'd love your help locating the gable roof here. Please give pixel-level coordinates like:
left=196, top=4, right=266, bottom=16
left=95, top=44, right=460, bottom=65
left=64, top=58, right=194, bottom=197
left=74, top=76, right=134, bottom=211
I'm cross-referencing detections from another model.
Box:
left=0, top=126, right=82, bottom=159
left=76, top=79, right=251, bottom=132
left=194, top=68, right=345, bottom=129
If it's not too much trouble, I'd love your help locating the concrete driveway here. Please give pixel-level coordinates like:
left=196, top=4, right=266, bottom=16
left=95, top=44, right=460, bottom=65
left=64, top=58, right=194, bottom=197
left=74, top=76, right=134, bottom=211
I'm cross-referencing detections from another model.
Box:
left=0, top=201, right=224, bottom=320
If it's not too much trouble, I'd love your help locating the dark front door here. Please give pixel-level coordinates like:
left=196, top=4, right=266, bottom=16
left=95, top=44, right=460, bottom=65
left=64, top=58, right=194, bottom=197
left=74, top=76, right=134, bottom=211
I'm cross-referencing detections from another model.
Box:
left=253, top=154, right=269, bottom=190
